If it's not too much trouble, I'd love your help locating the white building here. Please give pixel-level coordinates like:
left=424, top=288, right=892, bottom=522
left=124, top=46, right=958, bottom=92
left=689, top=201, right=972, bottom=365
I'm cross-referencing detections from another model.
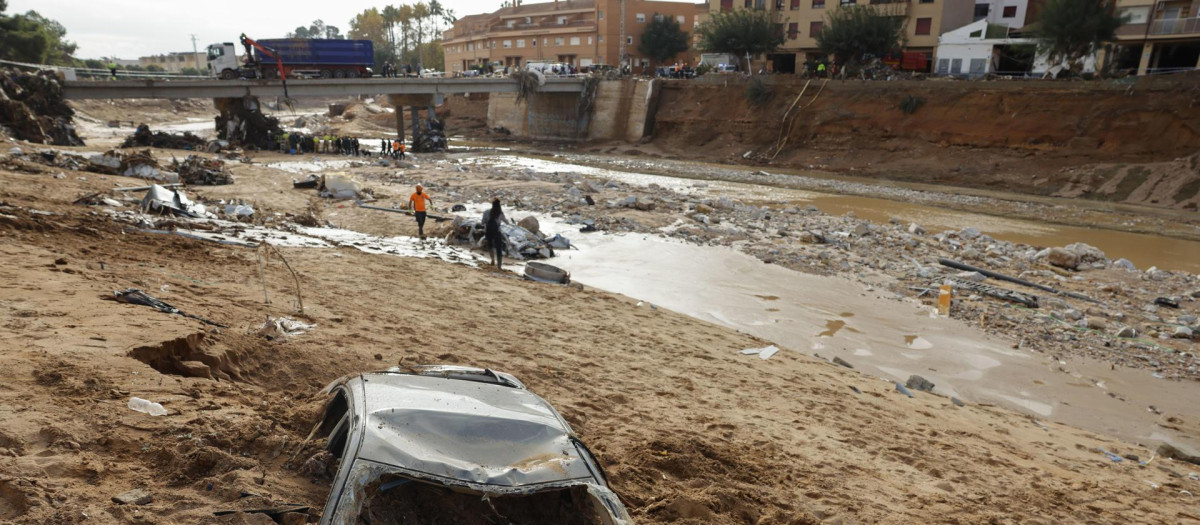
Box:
left=971, top=0, right=1033, bottom=30
left=934, top=19, right=1096, bottom=78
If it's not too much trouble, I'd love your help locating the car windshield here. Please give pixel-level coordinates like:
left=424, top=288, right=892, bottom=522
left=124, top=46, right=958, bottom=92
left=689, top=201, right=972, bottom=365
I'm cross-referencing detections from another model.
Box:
left=357, top=475, right=609, bottom=525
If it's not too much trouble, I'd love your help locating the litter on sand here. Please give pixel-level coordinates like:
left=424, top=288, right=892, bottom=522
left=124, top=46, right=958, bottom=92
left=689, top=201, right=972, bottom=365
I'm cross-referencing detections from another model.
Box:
left=258, top=317, right=315, bottom=340
left=895, top=382, right=915, bottom=398
left=1098, top=447, right=1124, bottom=462
left=111, top=288, right=227, bottom=327
left=741, top=345, right=780, bottom=360
left=140, top=184, right=210, bottom=218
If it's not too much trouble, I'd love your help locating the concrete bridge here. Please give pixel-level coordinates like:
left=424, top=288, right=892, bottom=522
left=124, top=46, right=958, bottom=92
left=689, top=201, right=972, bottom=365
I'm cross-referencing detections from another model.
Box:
left=61, top=77, right=585, bottom=100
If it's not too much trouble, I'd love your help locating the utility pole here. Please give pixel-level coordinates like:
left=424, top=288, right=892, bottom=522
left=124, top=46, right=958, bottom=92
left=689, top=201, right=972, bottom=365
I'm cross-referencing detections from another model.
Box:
left=190, top=34, right=200, bottom=71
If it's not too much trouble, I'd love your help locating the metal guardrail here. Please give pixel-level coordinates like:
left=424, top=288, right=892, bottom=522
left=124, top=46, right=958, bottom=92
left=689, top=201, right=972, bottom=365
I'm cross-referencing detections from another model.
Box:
left=0, top=58, right=209, bottom=80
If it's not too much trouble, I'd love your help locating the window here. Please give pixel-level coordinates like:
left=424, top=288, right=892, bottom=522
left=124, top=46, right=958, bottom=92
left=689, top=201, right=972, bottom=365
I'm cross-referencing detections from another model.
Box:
left=555, top=37, right=564, bottom=46
left=973, top=4, right=989, bottom=20
left=570, top=36, right=581, bottom=45
left=809, top=21, right=823, bottom=36
left=532, top=39, right=537, bottom=46
left=525, top=16, right=531, bottom=23
left=812, top=0, right=825, bottom=7
left=599, top=35, right=604, bottom=42
left=744, top=0, right=752, bottom=7
left=755, top=0, right=766, bottom=7
left=626, top=36, right=633, bottom=45
left=517, top=39, right=526, bottom=48
left=654, top=14, right=664, bottom=22
left=720, top=0, right=732, bottom=11
left=915, top=17, right=932, bottom=35
left=677, top=15, right=686, bottom=24
left=788, top=22, right=799, bottom=39
left=951, top=58, right=962, bottom=74
left=936, top=58, right=949, bottom=74
left=840, top=0, right=855, bottom=5
left=507, top=20, right=515, bottom=28
left=557, top=16, right=567, bottom=24
left=1002, top=5, right=1017, bottom=17
left=503, top=40, right=512, bottom=48
left=598, top=10, right=604, bottom=19
left=636, top=13, right=646, bottom=23
left=776, top=0, right=785, bottom=10
left=919, top=0, right=933, bottom=3
left=790, top=0, right=800, bottom=9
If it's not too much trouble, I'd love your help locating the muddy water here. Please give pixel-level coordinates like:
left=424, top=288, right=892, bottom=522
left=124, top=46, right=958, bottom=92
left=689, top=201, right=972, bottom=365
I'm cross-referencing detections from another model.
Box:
left=472, top=155, right=1200, bottom=274
left=540, top=228, right=1199, bottom=449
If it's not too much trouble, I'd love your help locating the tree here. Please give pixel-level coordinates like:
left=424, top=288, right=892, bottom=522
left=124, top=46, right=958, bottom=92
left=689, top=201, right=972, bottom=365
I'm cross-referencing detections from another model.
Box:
left=638, top=14, right=690, bottom=66
left=181, top=66, right=200, bottom=76
left=1033, top=0, right=1124, bottom=73
left=816, top=6, right=906, bottom=71
left=288, top=19, right=344, bottom=39
left=0, top=9, right=78, bottom=65
left=145, top=65, right=164, bottom=72
left=696, top=9, right=783, bottom=73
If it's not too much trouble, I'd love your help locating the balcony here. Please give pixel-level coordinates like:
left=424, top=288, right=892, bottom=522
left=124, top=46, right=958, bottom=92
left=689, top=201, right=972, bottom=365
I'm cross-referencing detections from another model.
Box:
left=869, top=0, right=909, bottom=17
left=1150, top=16, right=1200, bottom=35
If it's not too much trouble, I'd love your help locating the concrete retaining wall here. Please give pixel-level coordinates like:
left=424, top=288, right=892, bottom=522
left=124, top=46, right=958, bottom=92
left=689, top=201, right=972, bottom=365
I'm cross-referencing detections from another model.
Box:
left=486, top=79, right=658, bottom=142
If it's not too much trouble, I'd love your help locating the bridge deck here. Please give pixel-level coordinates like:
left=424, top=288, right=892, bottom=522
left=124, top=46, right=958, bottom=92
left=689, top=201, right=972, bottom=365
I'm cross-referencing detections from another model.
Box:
left=62, top=77, right=583, bottom=100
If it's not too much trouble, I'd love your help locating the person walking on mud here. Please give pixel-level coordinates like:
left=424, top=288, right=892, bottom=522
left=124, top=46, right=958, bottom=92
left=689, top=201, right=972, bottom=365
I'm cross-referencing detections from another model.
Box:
left=483, top=198, right=511, bottom=269
left=408, top=185, right=433, bottom=238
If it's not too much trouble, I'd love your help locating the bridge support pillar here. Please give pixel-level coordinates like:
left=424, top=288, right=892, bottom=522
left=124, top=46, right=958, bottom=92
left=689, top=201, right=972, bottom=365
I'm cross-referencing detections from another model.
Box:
left=387, top=94, right=436, bottom=146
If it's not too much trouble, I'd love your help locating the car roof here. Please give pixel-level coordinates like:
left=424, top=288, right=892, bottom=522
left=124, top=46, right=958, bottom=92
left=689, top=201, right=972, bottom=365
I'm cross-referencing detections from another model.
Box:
left=346, top=371, right=597, bottom=487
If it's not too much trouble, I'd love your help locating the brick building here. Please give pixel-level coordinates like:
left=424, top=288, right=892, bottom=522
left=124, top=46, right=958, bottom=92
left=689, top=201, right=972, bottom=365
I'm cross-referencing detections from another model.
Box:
left=442, top=0, right=707, bottom=74
left=1110, top=0, right=1200, bottom=75
left=707, top=0, right=975, bottom=73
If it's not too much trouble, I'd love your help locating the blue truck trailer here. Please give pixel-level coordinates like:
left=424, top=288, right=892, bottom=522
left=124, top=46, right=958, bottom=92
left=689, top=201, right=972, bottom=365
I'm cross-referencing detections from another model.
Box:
left=207, top=35, right=374, bottom=79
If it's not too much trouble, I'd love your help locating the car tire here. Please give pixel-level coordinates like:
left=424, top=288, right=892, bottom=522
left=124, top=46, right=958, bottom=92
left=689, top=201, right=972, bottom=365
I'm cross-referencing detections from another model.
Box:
left=345, top=70, right=359, bottom=79
left=333, top=69, right=347, bottom=79
left=320, top=69, right=333, bottom=79
left=220, top=69, right=236, bottom=80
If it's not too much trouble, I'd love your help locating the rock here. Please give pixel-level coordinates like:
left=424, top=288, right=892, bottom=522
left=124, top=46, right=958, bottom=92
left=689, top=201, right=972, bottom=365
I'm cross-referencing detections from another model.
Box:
left=956, top=271, right=986, bottom=282
left=1064, top=242, right=1106, bottom=265
left=1157, top=442, right=1200, bottom=466
left=959, top=227, right=981, bottom=240
left=1146, top=267, right=1170, bottom=281
left=1086, top=317, right=1108, bottom=330
left=692, top=213, right=710, bottom=225
left=177, top=361, right=213, bottom=379
left=567, top=187, right=583, bottom=201
left=112, top=488, right=153, bottom=505
left=1046, top=247, right=1079, bottom=270
left=832, top=356, right=853, bottom=369
left=1112, top=258, right=1136, bottom=271
left=374, top=353, right=383, bottom=360
left=1174, top=326, right=1195, bottom=339
left=694, top=203, right=714, bottom=214
left=905, top=375, right=935, bottom=393
left=1179, top=315, right=1198, bottom=325
left=9, top=147, right=22, bottom=156
left=715, top=197, right=736, bottom=209
left=583, top=180, right=604, bottom=193
left=907, top=223, right=926, bottom=235
left=854, top=223, right=871, bottom=237
left=632, top=197, right=656, bottom=211
left=518, top=216, right=540, bottom=235
left=1063, top=309, right=1083, bottom=321
left=797, top=231, right=825, bottom=244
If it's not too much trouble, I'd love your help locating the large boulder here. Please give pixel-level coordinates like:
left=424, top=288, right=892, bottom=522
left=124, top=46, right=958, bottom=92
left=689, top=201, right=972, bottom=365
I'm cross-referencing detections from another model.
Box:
left=518, top=216, right=540, bottom=235
left=1046, top=247, right=1079, bottom=270
left=1064, top=242, right=1107, bottom=266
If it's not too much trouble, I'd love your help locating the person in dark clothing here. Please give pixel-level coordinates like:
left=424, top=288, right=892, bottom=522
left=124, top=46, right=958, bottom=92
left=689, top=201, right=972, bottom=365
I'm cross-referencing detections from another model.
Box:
left=483, top=198, right=510, bottom=269
left=380, top=139, right=388, bottom=157
left=353, top=137, right=360, bottom=156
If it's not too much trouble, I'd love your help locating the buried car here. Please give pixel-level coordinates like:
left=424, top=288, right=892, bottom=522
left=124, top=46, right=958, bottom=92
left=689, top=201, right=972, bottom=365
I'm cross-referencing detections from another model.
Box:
left=315, top=365, right=632, bottom=524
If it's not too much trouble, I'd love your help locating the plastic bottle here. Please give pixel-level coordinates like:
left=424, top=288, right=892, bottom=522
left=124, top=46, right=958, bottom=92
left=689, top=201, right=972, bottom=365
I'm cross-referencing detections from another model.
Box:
left=128, top=397, right=168, bottom=416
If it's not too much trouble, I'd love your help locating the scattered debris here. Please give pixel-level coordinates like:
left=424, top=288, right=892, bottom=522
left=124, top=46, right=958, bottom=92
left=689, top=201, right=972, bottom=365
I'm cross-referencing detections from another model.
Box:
left=895, top=382, right=915, bottom=398
left=1097, top=447, right=1125, bottom=462
left=319, top=173, right=362, bottom=199
left=141, top=184, right=208, bottom=217
left=258, top=317, right=315, bottom=340
left=120, top=124, right=207, bottom=150
left=905, top=375, right=935, bottom=393
left=1157, top=443, right=1200, bottom=466
left=215, top=96, right=283, bottom=150
left=173, top=155, right=234, bottom=185
left=126, top=398, right=168, bottom=417
left=832, top=356, right=854, bottom=368
left=0, top=68, right=84, bottom=146
left=112, top=488, right=154, bottom=505
left=741, top=345, right=780, bottom=360
left=524, top=261, right=570, bottom=284
left=111, top=288, right=227, bottom=327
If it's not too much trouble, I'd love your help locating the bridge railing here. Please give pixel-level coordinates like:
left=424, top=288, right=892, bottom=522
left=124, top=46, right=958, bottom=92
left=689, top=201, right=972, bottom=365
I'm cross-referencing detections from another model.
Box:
left=0, top=58, right=209, bottom=81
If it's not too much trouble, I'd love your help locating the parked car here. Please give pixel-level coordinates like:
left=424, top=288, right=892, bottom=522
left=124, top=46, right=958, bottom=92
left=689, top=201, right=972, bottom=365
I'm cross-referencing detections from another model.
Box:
left=315, top=365, right=632, bottom=524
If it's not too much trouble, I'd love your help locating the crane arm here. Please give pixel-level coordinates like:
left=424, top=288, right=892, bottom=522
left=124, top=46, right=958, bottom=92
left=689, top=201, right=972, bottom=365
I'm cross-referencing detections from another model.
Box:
left=239, top=33, right=290, bottom=98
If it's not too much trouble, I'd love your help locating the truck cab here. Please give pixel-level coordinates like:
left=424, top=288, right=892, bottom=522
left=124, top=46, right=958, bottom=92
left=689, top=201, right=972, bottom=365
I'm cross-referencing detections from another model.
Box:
left=206, top=43, right=240, bottom=79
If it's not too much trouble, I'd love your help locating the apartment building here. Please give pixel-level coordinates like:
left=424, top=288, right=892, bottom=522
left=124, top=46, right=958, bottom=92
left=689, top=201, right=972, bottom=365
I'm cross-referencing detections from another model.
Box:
left=969, top=0, right=1041, bottom=29
left=708, top=0, right=974, bottom=73
left=442, top=0, right=707, bottom=74
left=138, top=52, right=205, bottom=73
left=1111, top=0, right=1200, bottom=74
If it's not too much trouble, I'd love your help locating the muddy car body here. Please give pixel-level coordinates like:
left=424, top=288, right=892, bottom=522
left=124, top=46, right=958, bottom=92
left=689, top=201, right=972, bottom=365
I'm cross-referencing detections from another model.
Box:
left=316, top=365, right=631, bottom=524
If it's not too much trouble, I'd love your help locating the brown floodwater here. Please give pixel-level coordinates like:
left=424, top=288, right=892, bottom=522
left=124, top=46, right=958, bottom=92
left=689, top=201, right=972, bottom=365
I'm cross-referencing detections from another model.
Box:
left=476, top=155, right=1200, bottom=274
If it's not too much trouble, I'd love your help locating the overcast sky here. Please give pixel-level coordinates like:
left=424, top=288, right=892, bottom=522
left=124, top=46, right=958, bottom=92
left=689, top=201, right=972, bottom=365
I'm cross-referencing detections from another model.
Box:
left=11, top=0, right=500, bottom=60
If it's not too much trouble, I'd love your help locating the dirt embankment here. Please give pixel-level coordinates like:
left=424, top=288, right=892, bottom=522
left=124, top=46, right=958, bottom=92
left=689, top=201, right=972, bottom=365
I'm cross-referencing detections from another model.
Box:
left=650, top=77, right=1200, bottom=210
left=3, top=148, right=1200, bottom=523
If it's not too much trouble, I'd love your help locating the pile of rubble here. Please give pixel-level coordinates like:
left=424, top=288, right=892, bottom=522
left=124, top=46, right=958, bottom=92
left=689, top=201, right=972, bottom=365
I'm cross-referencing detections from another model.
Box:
left=447, top=214, right=565, bottom=260
left=0, top=68, right=84, bottom=146
left=172, top=155, right=234, bottom=185
left=215, top=97, right=283, bottom=150
left=120, top=124, right=210, bottom=151
left=412, top=117, right=448, bottom=153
